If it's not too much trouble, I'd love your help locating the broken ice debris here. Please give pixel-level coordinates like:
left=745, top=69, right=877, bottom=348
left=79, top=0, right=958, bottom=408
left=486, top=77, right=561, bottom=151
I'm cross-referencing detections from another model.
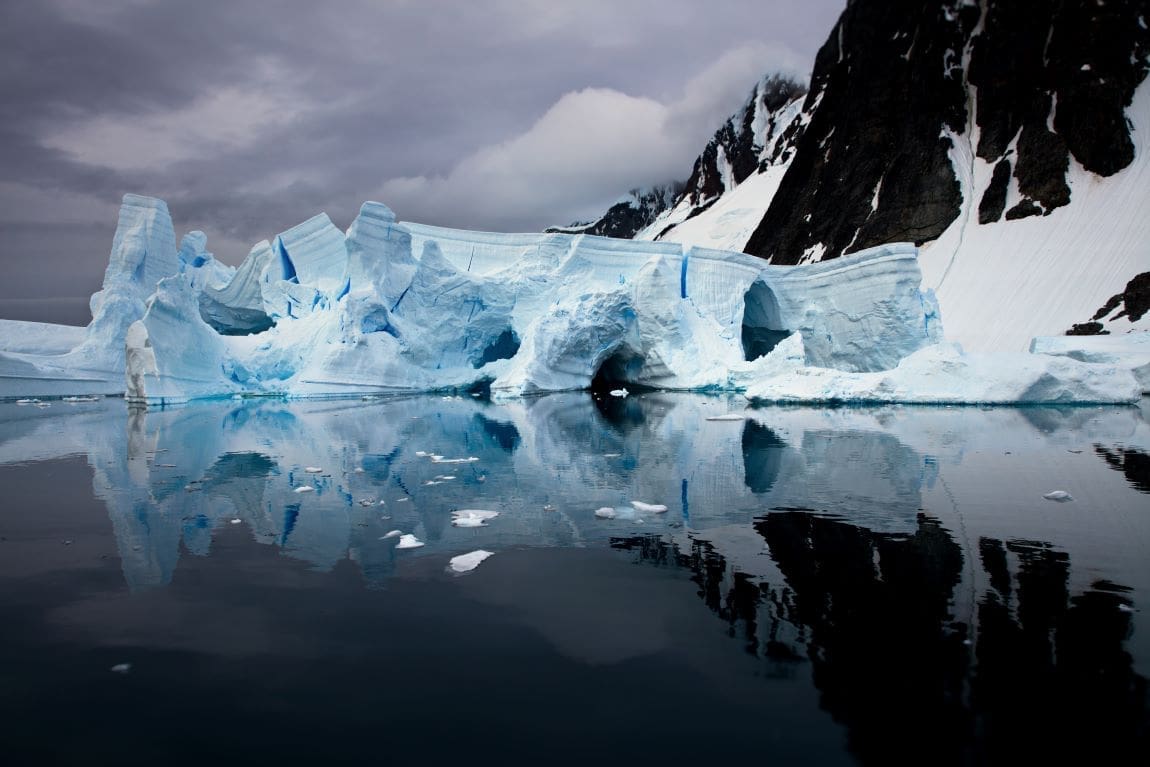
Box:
left=304, top=466, right=324, bottom=473
left=705, top=414, right=746, bottom=421
left=448, top=550, right=494, bottom=573
left=110, top=663, right=132, bottom=673
left=395, top=534, right=425, bottom=549
left=381, top=530, right=403, bottom=539
left=294, top=485, right=315, bottom=494
left=594, top=507, right=617, bottom=519
left=630, top=501, right=668, bottom=514
left=451, top=509, right=500, bottom=528
left=609, top=388, right=629, bottom=398
left=1042, top=490, right=1074, bottom=502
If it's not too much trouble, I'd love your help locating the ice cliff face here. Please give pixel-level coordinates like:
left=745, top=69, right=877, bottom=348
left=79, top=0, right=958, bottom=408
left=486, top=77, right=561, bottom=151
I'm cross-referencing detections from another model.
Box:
left=3, top=192, right=1144, bottom=405
left=125, top=197, right=944, bottom=404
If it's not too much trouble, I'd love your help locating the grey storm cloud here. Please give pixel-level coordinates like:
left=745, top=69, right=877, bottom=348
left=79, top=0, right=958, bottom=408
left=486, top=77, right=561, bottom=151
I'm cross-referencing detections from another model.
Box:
left=0, top=0, right=844, bottom=322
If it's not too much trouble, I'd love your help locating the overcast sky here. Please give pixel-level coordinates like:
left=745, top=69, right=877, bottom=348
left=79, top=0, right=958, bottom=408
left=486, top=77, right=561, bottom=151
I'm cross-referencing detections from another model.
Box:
left=0, top=0, right=843, bottom=324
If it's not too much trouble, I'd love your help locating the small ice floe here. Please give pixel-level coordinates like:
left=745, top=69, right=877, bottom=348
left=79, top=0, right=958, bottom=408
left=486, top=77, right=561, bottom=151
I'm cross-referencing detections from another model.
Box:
left=705, top=414, right=746, bottom=422
left=448, top=550, right=494, bottom=574
left=630, top=501, right=668, bottom=514
left=34, top=402, right=50, bottom=409
left=431, top=456, right=479, bottom=464
left=381, top=529, right=403, bottom=539
left=396, top=497, right=410, bottom=503
left=304, top=466, right=324, bottom=473
left=230, top=518, right=242, bottom=525
left=423, top=480, right=442, bottom=486
left=609, top=388, right=628, bottom=398
left=395, top=534, right=425, bottom=549
left=1066, top=449, right=1083, bottom=454
left=603, top=453, right=622, bottom=459
left=1118, top=604, right=1135, bottom=613
left=1043, top=490, right=1074, bottom=502
left=61, top=539, right=73, bottom=546
left=294, top=485, right=315, bottom=494
left=378, top=500, right=387, bottom=506
left=594, top=507, right=617, bottom=519
left=358, top=498, right=376, bottom=507
left=354, top=467, right=366, bottom=473
left=451, top=509, right=500, bottom=528
left=543, top=504, right=556, bottom=512
left=155, top=463, right=177, bottom=468
left=110, top=663, right=132, bottom=674
left=15, top=398, right=39, bottom=405
left=435, top=475, right=457, bottom=481
left=62, top=395, right=100, bottom=403
left=415, top=451, right=429, bottom=457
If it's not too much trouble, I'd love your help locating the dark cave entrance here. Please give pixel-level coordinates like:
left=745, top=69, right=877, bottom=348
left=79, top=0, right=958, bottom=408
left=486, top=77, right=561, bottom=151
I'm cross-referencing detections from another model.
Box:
left=741, top=280, right=792, bottom=361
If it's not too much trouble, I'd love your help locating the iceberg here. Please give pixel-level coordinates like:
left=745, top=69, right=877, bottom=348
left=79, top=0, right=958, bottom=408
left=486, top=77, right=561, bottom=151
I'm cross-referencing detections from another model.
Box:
left=1, top=193, right=1144, bottom=406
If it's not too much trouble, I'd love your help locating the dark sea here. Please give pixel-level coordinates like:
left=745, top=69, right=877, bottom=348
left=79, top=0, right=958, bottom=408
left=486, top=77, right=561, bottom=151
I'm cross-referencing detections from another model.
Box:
left=1, top=393, right=1147, bottom=765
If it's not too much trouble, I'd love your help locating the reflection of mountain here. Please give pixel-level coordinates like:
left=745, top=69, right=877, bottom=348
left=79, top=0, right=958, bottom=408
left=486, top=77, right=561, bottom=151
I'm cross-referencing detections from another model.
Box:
left=615, top=509, right=1148, bottom=764
left=1094, top=444, right=1150, bottom=494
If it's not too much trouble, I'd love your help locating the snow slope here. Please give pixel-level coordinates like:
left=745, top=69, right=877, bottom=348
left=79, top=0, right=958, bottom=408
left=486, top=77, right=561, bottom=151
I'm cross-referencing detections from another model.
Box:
left=920, top=78, right=1150, bottom=351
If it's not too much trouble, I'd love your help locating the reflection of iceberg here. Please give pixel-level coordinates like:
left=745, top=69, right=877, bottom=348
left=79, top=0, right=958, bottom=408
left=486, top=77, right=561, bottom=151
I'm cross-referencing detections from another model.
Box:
left=2, top=393, right=1149, bottom=593
left=5, top=193, right=1140, bottom=404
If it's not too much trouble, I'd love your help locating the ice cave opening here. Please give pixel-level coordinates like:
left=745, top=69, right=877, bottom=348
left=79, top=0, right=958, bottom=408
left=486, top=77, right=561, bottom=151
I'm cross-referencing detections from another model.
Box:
left=741, top=280, right=792, bottom=361
left=474, top=328, right=521, bottom=368
left=590, top=349, right=646, bottom=392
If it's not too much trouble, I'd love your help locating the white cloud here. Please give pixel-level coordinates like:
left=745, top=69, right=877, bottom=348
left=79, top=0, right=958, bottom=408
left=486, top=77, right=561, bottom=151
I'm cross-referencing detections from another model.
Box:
left=376, top=42, right=806, bottom=231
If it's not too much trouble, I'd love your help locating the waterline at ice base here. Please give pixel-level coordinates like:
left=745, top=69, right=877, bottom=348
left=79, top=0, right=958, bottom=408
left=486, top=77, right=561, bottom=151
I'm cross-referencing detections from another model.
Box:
left=0, top=194, right=1145, bottom=406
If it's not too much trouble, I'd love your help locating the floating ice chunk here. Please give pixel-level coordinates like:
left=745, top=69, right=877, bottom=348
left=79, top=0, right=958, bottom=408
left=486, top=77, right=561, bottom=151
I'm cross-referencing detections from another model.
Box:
left=15, top=398, right=39, bottom=405
left=395, top=534, right=425, bottom=549
left=631, top=501, right=668, bottom=514
left=415, top=451, right=429, bottom=457
left=1118, top=604, right=1135, bottom=613
left=448, top=550, right=494, bottom=573
left=305, top=466, right=324, bottom=473
left=358, top=498, right=376, bottom=506
left=62, top=395, right=100, bottom=402
left=396, top=497, right=410, bottom=503
left=431, top=456, right=479, bottom=464
left=110, top=663, right=132, bottom=674
left=706, top=414, right=746, bottom=421
left=294, top=485, right=315, bottom=494
left=594, top=507, right=617, bottom=519
left=382, top=530, right=403, bottom=539
left=230, top=518, right=242, bottom=525
left=603, top=453, right=621, bottom=458
left=609, top=388, right=629, bottom=398
left=1043, top=490, right=1074, bottom=502
left=354, top=467, right=366, bottom=473
left=451, top=509, right=500, bottom=528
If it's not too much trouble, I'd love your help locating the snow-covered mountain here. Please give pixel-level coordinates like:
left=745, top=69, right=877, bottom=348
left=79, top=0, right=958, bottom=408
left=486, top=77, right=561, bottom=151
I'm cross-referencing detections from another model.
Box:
left=559, top=74, right=809, bottom=249
left=545, top=182, right=683, bottom=239
left=579, top=0, right=1150, bottom=351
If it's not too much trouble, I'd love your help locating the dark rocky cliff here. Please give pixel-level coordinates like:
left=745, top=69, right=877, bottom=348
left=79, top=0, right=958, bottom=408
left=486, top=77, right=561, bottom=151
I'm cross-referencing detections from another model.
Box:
left=745, top=0, right=1150, bottom=264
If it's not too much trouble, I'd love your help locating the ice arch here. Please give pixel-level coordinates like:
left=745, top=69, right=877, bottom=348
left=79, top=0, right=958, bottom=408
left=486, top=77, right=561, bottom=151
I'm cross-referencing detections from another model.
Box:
left=741, top=280, right=792, bottom=361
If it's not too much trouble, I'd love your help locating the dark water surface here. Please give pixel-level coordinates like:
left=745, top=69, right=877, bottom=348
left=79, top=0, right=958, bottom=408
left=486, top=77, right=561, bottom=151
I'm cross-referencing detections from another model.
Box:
left=1, top=393, right=1147, bottom=765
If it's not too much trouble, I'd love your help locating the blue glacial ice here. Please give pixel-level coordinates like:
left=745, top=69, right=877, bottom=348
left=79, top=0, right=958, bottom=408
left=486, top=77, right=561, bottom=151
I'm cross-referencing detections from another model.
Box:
left=0, top=193, right=1144, bottom=405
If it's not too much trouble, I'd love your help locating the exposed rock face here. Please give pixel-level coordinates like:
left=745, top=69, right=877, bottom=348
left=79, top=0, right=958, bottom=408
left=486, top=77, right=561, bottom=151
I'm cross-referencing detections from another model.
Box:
left=679, top=75, right=808, bottom=210
left=1068, top=272, right=1150, bottom=334
left=744, top=0, right=1150, bottom=262
left=546, top=183, right=683, bottom=239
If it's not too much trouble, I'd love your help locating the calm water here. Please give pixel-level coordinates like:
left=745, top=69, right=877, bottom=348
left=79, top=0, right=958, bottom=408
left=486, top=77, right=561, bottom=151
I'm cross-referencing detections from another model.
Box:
left=1, top=393, right=1148, bottom=765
